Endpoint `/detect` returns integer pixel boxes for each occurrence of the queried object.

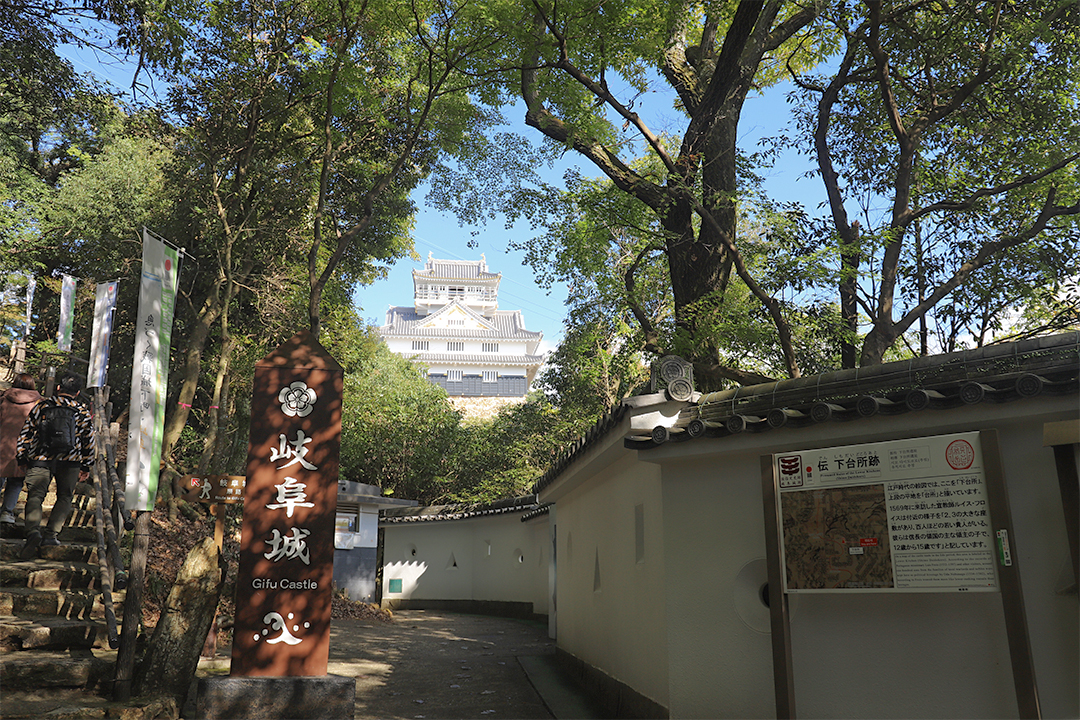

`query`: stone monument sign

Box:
[230,330,343,677]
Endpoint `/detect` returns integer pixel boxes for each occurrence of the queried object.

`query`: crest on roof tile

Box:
[651,355,695,401]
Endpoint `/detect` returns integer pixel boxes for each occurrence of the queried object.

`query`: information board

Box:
[773,431,999,593]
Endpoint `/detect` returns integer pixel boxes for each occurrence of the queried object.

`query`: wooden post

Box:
[981,430,1042,719]
[212,503,224,550]
[761,455,797,719]
[114,510,151,701]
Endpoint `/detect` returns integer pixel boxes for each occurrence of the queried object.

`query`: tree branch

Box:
[623,241,666,356]
[538,7,676,174]
[660,0,704,114]
[520,8,668,210]
[909,152,1080,222]
[691,197,801,379]
[892,188,1080,339]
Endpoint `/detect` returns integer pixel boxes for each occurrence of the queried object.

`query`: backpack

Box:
[40,402,77,455]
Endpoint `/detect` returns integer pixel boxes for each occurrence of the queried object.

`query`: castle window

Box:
[447,341,464,352]
[483,371,497,383]
[482,343,499,353]
[411,340,429,351]
[449,286,465,297]
[448,370,463,381]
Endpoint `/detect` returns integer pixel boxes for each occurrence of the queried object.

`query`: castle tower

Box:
[378,255,544,418]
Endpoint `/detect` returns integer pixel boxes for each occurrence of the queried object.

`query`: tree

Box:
[536,312,649,418]
[0,0,195,88]
[304,0,516,338]
[2,102,176,396]
[339,331,462,504]
[461,0,1077,382]
[794,0,1080,365]
[483,0,826,385]
[518,164,846,389]
[447,397,590,502]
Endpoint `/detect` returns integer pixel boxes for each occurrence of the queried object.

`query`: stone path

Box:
[195,610,602,720]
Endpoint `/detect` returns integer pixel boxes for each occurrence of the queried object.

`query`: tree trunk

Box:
[133,536,224,708]
[161,287,223,464]
[860,325,898,367]
[840,222,861,369]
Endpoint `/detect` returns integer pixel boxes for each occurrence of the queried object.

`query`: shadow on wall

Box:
[384,561,428,599]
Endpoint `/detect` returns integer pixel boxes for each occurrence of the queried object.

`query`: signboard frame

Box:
[761,429,1040,719]
[772,431,998,594]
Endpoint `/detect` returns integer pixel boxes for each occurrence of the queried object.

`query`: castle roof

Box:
[381,303,543,341]
[413,257,500,282]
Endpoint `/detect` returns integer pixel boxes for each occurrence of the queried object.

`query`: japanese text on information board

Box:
[773,432,998,593]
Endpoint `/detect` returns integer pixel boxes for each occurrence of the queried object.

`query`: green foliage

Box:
[442,395,599,503]
[790,0,1080,361]
[339,331,461,503]
[333,318,611,505]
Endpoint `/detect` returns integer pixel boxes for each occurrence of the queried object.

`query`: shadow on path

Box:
[198,609,604,720]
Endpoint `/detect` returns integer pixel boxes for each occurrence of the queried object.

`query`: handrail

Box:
[90,387,125,649]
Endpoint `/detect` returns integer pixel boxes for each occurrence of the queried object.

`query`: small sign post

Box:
[180,475,246,549]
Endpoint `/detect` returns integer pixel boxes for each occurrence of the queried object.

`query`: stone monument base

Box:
[196,675,355,719]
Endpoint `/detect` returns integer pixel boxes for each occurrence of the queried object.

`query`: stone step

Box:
[0,586,125,620]
[0,687,183,720]
[0,614,115,651]
[0,557,102,591]
[0,536,99,562]
[3,519,107,543]
[0,648,117,691]
[7,482,119,527]
[0,688,114,719]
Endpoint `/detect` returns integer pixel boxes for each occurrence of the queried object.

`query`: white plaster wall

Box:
[384,338,413,354]
[553,452,669,711]
[655,397,1078,719]
[423,364,512,376]
[385,338,530,357]
[356,508,378,548]
[381,513,549,614]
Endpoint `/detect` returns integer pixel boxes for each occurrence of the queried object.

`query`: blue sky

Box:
[357,86,822,353]
[60,44,823,354]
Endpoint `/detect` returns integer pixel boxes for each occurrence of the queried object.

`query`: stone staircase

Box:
[0,482,124,718]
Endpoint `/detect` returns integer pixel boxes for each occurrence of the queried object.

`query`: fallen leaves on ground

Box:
[332,591,394,622]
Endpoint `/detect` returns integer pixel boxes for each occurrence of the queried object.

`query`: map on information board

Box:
[782,484,893,589]
[773,432,999,594]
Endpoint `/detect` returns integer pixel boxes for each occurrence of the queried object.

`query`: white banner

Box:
[57,274,76,352]
[87,281,118,388]
[126,229,180,511]
[24,277,35,339]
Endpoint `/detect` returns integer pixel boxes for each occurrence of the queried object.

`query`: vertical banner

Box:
[231,330,342,677]
[57,274,76,352]
[87,281,118,388]
[125,229,180,511]
[24,276,35,339]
